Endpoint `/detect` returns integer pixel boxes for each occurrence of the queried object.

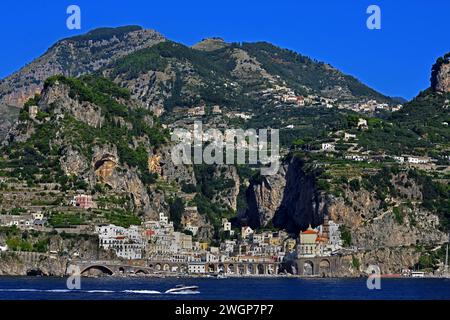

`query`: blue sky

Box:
[0,0,449,100]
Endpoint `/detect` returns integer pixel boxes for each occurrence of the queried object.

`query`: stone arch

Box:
[218,263,225,273]
[155,263,162,271]
[303,260,314,276]
[81,265,114,276]
[27,269,44,276]
[179,264,188,273]
[118,267,125,274]
[247,264,255,274]
[238,264,245,275]
[267,264,275,275]
[257,264,265,275]
[163,264,170,272]
[208,264,215,273]
[319,259,331,276]
[227,264,235,274]
[135,269,148,275]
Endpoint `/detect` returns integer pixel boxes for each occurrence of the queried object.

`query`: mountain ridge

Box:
[0,25,396,138]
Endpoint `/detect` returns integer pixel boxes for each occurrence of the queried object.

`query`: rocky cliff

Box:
[244,156,326,233]
[431,52,450,93]
[244,155,446,252]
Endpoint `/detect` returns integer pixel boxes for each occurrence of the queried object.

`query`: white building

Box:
[188,262,206,274]
[185,223,199,236]
[344,133,357,141]
[357,118,368,128]
[321,143,335,152]
[407,156,430,164]
[222,218,234,236]
[345,154,368,162]
[159,212,169,224]
[328,220,343,250]
[32,212,44,220]
[393,156,405,163]
[241,226,254,239]
[96,224,144,260]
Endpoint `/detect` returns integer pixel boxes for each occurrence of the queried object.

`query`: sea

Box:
[0,277,449,300]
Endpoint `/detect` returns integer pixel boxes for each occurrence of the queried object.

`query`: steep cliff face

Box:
[0,233,109,276]
[0,105,19,141]
[431,53,450,93]
[0,253,68,276]
[327,173,446,249]
[335,246,422,276]
[244,155,446,252]
[244,157,326,232]
[40,82,104,128]
[212,165,240,212]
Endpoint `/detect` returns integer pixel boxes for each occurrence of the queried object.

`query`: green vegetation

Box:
[168,197,185,231]
[105,209,140,228]
[3,75,169,189]
[416,244,449,270]
[3,227,49,253]
[351,256,360,269]
[65,25,142,42]
[361,166,399,203]
[359,90,450,155]
[241,42,393,102]
[408,169,450,230]
[392,206,405,225]
[340,226,352,247]
[48,212,85,228]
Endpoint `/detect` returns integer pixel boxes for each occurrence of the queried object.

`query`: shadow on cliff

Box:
[244,156,326,234]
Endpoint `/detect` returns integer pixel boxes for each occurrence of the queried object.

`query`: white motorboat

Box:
[165,284,199,294]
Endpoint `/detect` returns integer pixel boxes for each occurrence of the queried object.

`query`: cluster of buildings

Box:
[297,218,343,257]
[95,211,344,268]
[393,156,432,165]
[337,99,403,113]
[315,125,441,169]
[0,211,47,230]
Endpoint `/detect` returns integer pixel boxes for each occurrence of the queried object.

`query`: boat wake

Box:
[166,290,200,295]
[0,288,198,295]
[122,290,161,294]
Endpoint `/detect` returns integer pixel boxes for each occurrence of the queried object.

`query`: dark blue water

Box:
[0,277,449,300]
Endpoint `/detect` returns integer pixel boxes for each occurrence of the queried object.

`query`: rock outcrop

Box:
[334,246,422,277]
[40,82,104,128]
[192,37,229,51]
[431,53,450,93]
[244,157,326,232]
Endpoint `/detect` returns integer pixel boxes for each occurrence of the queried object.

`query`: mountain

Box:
[0,26,165,138]
[0,26,395,138]
[98,38,396,116]
[0,26,164,108]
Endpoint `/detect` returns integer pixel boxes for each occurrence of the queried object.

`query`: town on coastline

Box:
[0,198,345,277]
[2,196,447,278]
